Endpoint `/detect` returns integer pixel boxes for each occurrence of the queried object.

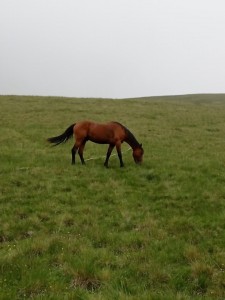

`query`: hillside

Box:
[1,94,225,299]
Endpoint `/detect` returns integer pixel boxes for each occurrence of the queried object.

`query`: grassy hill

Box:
[1,94,225,299]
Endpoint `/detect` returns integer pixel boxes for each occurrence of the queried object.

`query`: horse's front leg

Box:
[116,143,124,167]
[104,144,115,168]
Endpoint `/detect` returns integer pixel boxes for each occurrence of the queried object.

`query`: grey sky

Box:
[1,0,225,98]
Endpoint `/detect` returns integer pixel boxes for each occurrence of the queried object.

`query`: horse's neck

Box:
[124,128,140,149]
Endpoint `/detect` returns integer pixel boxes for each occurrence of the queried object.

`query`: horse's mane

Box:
[112,122,140,148]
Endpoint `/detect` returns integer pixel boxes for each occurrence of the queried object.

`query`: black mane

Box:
[113,122,140,148]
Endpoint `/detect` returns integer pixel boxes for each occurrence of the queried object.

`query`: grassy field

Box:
[1,94,225,299]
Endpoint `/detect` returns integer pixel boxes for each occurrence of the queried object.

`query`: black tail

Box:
[47,123,75,146]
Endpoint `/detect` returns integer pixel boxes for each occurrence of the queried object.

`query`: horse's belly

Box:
[88,136,112,144]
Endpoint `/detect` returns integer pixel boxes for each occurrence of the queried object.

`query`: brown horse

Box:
[47,121,144,167]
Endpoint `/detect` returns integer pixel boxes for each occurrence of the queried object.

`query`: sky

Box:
[1,0,225,98]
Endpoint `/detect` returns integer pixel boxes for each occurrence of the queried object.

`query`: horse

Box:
[47,121,144,167]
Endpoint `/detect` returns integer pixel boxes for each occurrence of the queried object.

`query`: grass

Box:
[1,94,225,299]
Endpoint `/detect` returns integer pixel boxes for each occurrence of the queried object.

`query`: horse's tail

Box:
[47,123,75,146]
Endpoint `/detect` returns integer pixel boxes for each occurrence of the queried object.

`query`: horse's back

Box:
[74,121,125,144]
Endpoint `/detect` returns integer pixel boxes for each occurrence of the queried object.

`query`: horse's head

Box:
[133,144,144,164]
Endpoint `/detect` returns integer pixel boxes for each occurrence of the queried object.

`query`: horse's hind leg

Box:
[71,145,77,165]
[78,141,86,165]
[104,144,115,168]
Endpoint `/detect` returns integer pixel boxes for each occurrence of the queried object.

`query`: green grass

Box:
[1,94,225,299]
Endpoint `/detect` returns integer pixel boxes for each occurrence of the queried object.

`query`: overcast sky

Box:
[1,0,225,98]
